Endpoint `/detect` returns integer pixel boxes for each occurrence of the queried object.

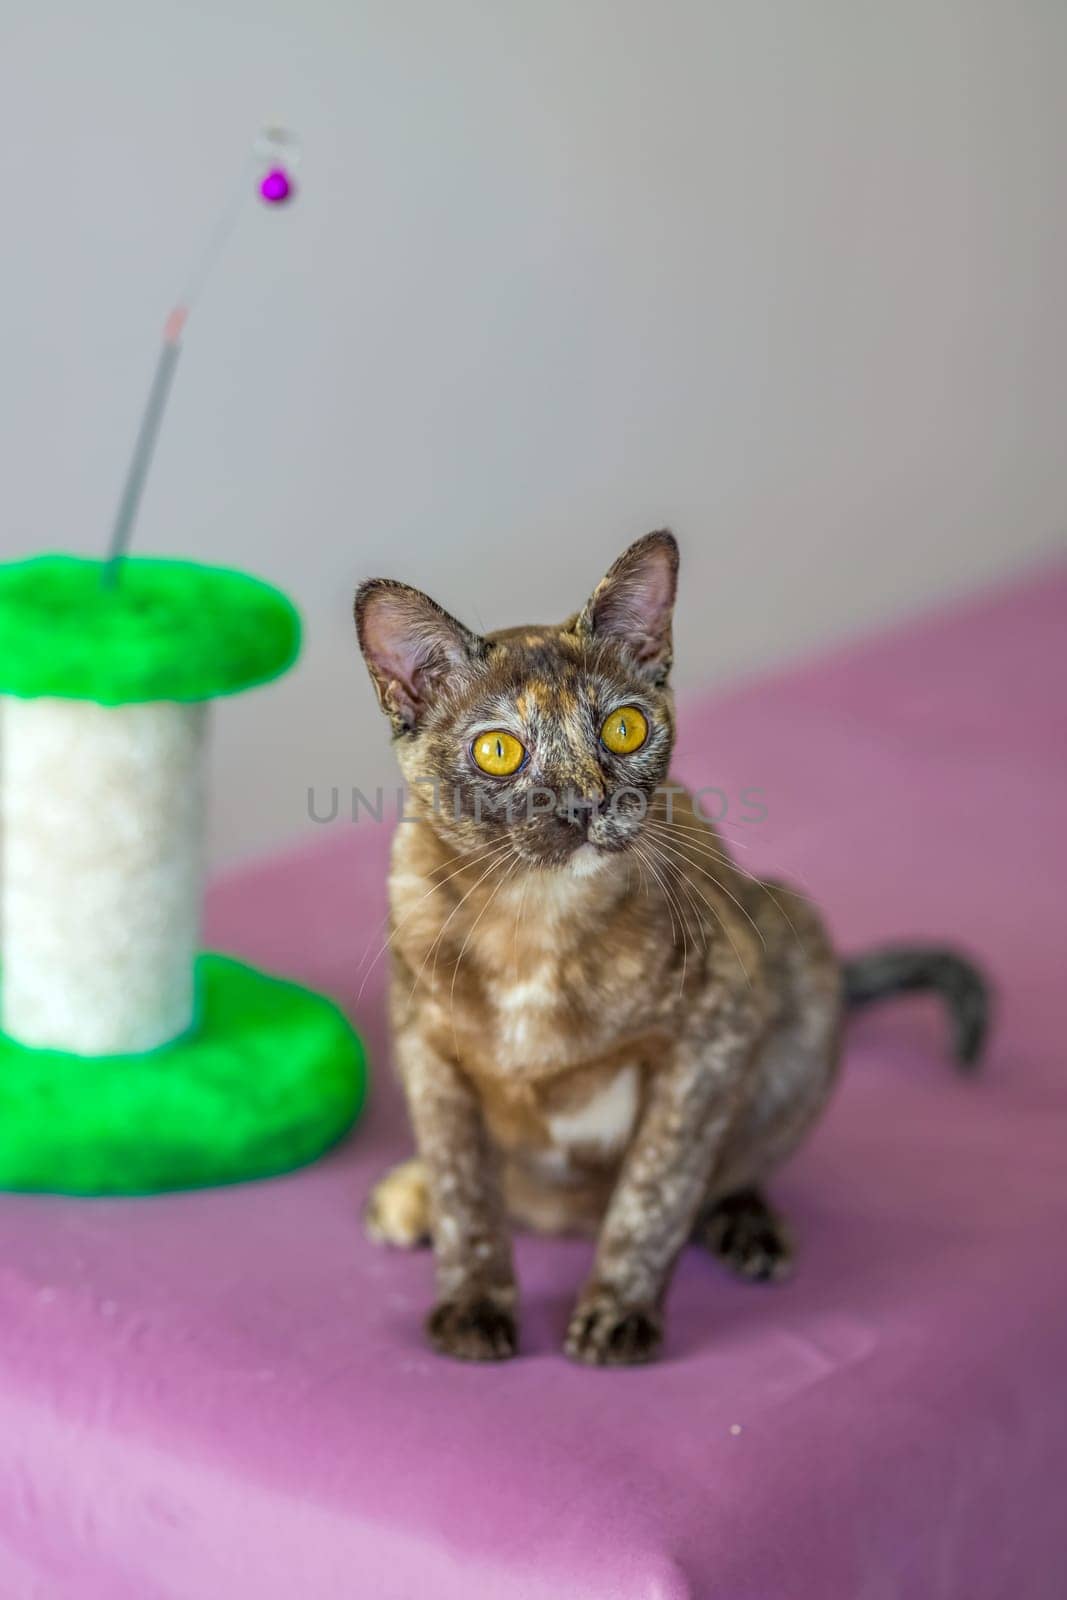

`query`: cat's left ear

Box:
[577,530,679,684]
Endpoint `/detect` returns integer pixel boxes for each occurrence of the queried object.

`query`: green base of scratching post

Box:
[0,955,366,1195]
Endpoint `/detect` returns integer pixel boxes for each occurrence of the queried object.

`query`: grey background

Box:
[2,0,1064,864]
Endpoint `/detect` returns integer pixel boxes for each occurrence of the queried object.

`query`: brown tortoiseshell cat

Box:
[355,532,988,1365]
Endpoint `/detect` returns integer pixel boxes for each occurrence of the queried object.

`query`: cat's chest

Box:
[477,934,647,1075]
[413,868,669,1164]
[472,1034,658,1168]
[399,848,663,1075]
[488,956,580,1067]
[466,942,668,1135]
[445,876,614,1068]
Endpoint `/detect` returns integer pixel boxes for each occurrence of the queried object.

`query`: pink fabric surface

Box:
[2,564,1065,1599]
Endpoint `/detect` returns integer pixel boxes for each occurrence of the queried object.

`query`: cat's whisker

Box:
[645,814,750,860]
[356,833,506,977]
[644,817,800,911]
[650,808,757,849]
[657,854,711,984]
[511,863,531,987]
[636,851,650,898]
[449,851,522,1058]
[682,813,757,847]
[644,819,811,948]
[643,820,742,875]
[631,839,690,998]
[630,841,677,946]
[710,825,756,848]
[639,834,754,989]
[425,849,514,996]
[628,849,649,901]
[649,815,819,905]
[657,850,706,1000]
[641,826,768,954]
[639,834,710,969]
[410,848,516,1000]
[357,840,513,1003]
[358,835,511,969]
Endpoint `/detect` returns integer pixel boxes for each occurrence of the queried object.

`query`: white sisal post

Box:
[1,697,207,1055]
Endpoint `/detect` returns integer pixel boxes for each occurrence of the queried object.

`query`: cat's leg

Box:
[693,1186,794,1281]
[398,1024,518,1362]
[564,991,765,1367]
[364,1158,432,1249]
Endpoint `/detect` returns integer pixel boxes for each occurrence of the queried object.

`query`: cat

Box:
[354,531,988,1365]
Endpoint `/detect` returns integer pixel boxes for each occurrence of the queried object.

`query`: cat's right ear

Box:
[354,580,485,734]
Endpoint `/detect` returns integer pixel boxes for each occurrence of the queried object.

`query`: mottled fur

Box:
[355,531,981,1365]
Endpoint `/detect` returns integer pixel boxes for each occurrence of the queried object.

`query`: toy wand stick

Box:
[101,128,299,587]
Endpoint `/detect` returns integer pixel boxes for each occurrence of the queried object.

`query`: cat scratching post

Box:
[3,695,206,1055]
[0,554,366,1194]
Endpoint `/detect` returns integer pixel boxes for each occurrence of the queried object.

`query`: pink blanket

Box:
[1,565,1064,1598]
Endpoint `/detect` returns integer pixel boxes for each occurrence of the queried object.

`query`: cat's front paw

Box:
[565,1285,663,1367]
[426,1291,519,1362]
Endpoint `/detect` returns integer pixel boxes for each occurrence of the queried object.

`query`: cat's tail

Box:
[841,945,990,1072]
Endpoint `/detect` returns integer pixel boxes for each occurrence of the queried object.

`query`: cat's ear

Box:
[355,580,485,733]
[577,530,679,684]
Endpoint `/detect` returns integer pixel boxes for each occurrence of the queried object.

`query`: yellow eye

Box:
[600,705,649,755]
[471,730,526,776]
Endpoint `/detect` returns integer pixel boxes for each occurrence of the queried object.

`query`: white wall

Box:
[2,0,1065,864]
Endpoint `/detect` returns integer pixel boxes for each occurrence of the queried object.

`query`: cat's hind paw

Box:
[695,1187,794,1282]
[364,1159,432,1249]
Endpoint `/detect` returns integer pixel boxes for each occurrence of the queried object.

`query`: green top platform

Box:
[0,555,300,704]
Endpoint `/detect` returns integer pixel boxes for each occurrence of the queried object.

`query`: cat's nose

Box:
[557,789,604,829]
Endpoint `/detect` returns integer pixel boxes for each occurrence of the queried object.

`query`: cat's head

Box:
[355,531,678,870]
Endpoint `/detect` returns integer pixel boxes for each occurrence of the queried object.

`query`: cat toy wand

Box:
[0,122,366,1196]
[101,127,300,586]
